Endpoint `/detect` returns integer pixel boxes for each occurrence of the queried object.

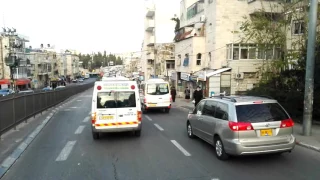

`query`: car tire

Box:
[134,129,141,137]
[214,136,229,160]
[92,131,100,140]
[187,122,195,138]
[165,108,170,113]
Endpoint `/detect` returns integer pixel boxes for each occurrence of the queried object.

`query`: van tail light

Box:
[137,111,142,121]
[280,118,294,128]
[144,97,146,103]
[91,112,96,125]
[229,121,254,131]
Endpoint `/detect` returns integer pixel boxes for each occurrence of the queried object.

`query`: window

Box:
[183,54,189,66]
[233,44,239,60]
[215,103,229,120]
[147,83,169,95]
[293,21,305,35]
[228,43,282,60]
[187,4,197,20]
[193,100,205,114]
[236,103,289,123]
[240,46,248,59]
[202,100,217,117]
[196,53,202,65]
[97,92,116,108]
[248,45,256,59]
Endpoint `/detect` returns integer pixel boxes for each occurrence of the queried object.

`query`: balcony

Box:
[248,0,283,15]
[145,20,155,32]
[146,7,155,17]
[146,52,155,60]
[147,36,155,46]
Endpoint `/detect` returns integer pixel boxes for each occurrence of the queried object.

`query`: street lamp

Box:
[1,27,19,90]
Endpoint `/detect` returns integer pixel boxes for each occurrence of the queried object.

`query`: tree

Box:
[240,1,307,81]
[116,56,123,65]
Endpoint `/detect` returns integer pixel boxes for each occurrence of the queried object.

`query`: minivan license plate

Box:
[100,115,114,120]
[260,129,273,136]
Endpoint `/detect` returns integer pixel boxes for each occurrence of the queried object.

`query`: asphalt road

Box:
[2,88,320,180]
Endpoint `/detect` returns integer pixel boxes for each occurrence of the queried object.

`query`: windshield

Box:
[147,83,169,95]
[236,103,289,123]
[97,91,136,108]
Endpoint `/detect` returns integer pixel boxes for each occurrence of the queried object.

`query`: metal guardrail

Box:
[0,82,94,136]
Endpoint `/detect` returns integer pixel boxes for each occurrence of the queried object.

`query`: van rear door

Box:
[145,83,170,107]
[95,90,117,127]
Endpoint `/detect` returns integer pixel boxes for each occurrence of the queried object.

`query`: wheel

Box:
[187,122,195,138]
[134,129,141,137]
[92,131,100,140]
[214,137,229,160]
[164,108,170,113]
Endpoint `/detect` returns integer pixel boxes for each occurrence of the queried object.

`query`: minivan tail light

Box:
[91,112,96,124]
[229,121,254,131]
[137,111,142,121]
[280,118,294,128]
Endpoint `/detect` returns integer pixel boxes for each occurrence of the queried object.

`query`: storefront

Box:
[0,79,11,89]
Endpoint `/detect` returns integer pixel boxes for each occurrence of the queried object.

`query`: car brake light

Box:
[253,101,263,104]
[131,85,135,90]
[144,97,146,103]
[137,111,142,121]
[97,86,102,90]
[229,121,254,131]
[91,112,96,124]
[280,118,294,128]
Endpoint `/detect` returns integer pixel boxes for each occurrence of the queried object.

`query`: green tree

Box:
[116,56,123,65]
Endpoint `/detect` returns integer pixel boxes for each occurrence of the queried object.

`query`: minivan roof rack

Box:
[210,95,237,102]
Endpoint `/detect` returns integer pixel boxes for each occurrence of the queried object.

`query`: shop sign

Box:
[181,72,190,81]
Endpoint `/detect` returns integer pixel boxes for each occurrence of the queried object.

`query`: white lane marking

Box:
[83,117,90,122]
[211,178,220,180]
[145,115,152,121]
[74,126,85,134]
[56,141,77,161]
[170,140,191,156]
[70,107,78,109]
[77,100,82,102]
[154,124,164,131]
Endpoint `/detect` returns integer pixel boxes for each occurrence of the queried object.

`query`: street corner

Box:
[296,141,320,153]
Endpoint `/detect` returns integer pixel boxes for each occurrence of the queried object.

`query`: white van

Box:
[91,77,142,139]
[140,79,171,113]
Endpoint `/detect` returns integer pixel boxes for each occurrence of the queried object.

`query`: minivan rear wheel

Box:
[214,137,229,160]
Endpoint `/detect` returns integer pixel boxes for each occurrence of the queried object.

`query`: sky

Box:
[0,0,180,55]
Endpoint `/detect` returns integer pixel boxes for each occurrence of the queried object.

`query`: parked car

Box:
[78,78,84,82]
[42,87,53,91]
[18,89,34,94]
[186,95,295,160]
[0,89,15,97]
[72,79,78,83]
[55,86,66,90]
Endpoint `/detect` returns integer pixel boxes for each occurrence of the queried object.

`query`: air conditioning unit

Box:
[200,15,206,22]
[235,73,244,80]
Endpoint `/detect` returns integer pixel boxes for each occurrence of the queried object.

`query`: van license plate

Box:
[148,103,156,107]
[100,115,114,120]
[260,129,273,136]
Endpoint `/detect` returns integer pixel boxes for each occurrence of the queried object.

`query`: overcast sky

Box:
[0,0,179,54]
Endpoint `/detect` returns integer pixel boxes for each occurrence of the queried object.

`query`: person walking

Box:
[171,86,177,102]
[184,87,190,99]
[193,86,203,107]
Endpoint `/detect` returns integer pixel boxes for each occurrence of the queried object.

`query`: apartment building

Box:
[173,0,300,96]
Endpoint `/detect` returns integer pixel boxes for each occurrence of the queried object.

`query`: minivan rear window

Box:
[147,83,169,95]
[236,103,289,123]
[97,91,136,108]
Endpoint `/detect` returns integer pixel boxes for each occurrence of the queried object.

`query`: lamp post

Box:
[1,27,19,91]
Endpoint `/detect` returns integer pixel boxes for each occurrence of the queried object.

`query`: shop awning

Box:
[206,68,231,77]
[15,78,31,85]
[0,79,10,85]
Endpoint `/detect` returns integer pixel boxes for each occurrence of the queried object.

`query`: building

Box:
[154,43,175,82]
[173,0,294,97]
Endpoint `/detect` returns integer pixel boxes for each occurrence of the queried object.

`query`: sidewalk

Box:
[173,98,320,153]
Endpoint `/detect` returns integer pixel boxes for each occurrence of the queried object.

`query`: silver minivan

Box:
[186,96,295,160]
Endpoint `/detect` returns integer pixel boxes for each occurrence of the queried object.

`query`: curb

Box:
[0,109,57,179]
[296,141,320,153]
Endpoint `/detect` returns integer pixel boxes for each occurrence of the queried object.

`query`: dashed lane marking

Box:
[154,124,164,131]
[170,140,191,156]
[74,126,85,134]
[55,141,77,161]
[83,117,90,122]
[145,115,152,121]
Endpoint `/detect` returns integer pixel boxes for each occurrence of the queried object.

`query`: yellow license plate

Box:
[260,129,273,136]
[100,115,114,120]
[148,104,157,107]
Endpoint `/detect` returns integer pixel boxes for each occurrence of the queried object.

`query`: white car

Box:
[91,77,142,139]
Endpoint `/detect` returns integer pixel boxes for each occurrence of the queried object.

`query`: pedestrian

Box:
[184,87,190,99]
[171,86,177,102]
[193,86,203,107]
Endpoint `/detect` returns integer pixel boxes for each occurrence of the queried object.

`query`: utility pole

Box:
[303,0,318,136]
[153,4,157,78]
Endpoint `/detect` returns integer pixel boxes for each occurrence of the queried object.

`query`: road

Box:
[1,88,320,180]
